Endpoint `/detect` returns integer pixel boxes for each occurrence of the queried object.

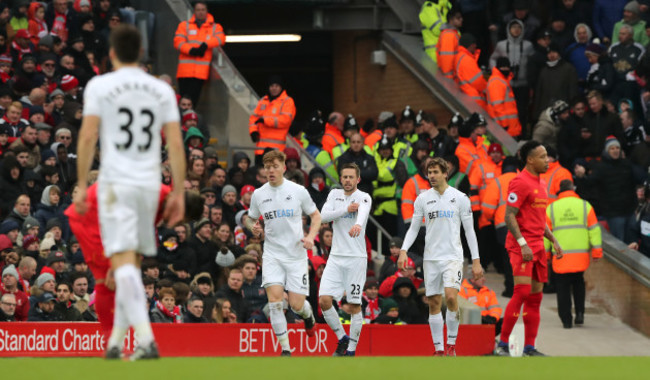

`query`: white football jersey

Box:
[407,186,478,261]
[321,188,371,258]
[83,67,179,187]
[248,179,318,261]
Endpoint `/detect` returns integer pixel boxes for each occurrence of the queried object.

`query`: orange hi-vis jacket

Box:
[540,161,573,203]
[545,191,603,273]
[469,158,502,223]
[248,90,296,155]
[174,14,225,80]
[322,123,345,159]
[459,279,502,321]
[436,26,460,79]
[455,136,488,175]
[481,171,517,229]
[455,46,487,109]
[486,67,521,138]
[401,173,430,224]
[365,129,383,151]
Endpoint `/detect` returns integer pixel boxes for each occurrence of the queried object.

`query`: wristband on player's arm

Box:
[517,237,527,247]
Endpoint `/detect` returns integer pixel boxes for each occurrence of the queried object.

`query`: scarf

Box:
[52,11,67,41]
[546,59,560,67]
[363,294,380,322]
[11,41,31,62]
[155,300,182,323]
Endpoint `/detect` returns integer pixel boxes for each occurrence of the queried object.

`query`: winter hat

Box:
[496,57,511,69]
[38,35,54,49]
[585,43,604,56]
[40,235,56,252]
[30,105,44,116]
[0,220,20,235]
[49,88,65,101]
[547,42,561,54]
[194,218,210,231]
[389,236,403,248]
[204,146,219,160]
[488,143,503,155]
[35,272,55,288]
[0,235,12,252]
[2,264,19,280]
[625,1,641,15]
[182,110,198,124]
[604,136,621,151]
[21,54,36,65]
[45,218,62,232]
[267,75,283,88]
[70,251,85,265]
[459,33,477,48]
[240,184,255,197]
[215,248,235,268]
[60,75,79,92]
[14,29,30,40]
[22,217,40,235]
[0,54,12,65]
[196,276,212,285]
[381,297,399,312]
[221,184,236,199]
[22,234,39,249]
[46,250,65,266]
[235,210,247,228]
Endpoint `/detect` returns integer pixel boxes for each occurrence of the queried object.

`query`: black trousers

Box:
[479,224,501,272]
[555,271,586,326]
[495,226,513,292]
[178,77,206,106]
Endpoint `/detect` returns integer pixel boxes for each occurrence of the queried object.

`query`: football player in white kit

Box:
[246,150,321,356]
[319,163,371,357]
[74,25,186,360]
[399,157,483,357]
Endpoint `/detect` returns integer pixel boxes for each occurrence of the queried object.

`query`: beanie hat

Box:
[30,105,45,116]
[49,88,65,101]
[15,29,29,40]
[0,234,12,252]
[0,220,20,235]
[221,184,236,199]
[502,156,520,173]
[488,143,503,155]
[70,251,85,265]
[585,43,604,56]
[459,33,477,48]
[194,218,210,231]
[38,35,54,48]
[40,266,55,276]
[35,272,55,288]
[182,111,198,124]
[240,184,255,197]
[496,57,511,69]
[40,235,56,252]
[267,75,283,88]
[0,55,11,65]
[2,264,19,280]
[46,250,65,266]
[60,75,79,92]
[22,234,39,249]
[46,218,62,232]
[21,54,36,65]
[604,136,621,151]
[547,42,561,54]
[216,248,236,268]
[625,1,641,15]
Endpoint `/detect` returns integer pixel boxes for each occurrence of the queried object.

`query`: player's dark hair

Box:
[427,157,448,174]
[519,140,543,163]
[109,24,141,64]
[340,162,360,178]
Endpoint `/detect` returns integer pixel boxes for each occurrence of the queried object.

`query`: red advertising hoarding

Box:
[0,323,494,357]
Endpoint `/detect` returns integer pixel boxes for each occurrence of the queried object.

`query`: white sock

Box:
[107,301,128,349]
[114,264,154,346]
[322,306,346,340]
[348,312,363,352]
[269,302,291,351]
[429,313,444,352]
[446,309,460,345]
[292,301,314,320]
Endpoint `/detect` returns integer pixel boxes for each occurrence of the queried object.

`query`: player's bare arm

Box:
[398,214,423,270]
[245,217,263,239]
[506,205,533,261]
[74,115,100,215]
[302,210,321,249]
[162,120,186,227]
[544,224,564,259]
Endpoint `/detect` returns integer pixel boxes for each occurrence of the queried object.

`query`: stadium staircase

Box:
[134,0,650,335]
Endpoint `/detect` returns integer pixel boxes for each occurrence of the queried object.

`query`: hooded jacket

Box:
[533,59,578,120]
[532,106,562,150]
[0,156,24,216]
[34,185,67,236]
[565,24,593,81]
[489,19,534,88]
[391,277,425,324]
[306,167,330,210]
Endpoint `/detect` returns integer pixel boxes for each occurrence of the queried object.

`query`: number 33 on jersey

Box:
[83,67,180,187]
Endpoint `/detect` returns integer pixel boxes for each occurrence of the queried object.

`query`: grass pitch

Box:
[2,357,649,379]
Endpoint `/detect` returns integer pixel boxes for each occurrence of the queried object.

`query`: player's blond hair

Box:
[262,150,286,165]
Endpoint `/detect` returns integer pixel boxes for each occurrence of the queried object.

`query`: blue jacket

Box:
[592,0,626,40]
[565,42,590,81]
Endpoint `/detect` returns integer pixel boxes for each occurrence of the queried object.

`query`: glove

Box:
[481,315,497,324]
[198,42,208,55]
[188,47,202,56]
[250,131,260,143]
[256,117,264,124]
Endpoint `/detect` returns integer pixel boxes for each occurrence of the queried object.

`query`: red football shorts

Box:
[507,244,548,283]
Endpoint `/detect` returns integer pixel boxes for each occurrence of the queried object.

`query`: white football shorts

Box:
[262,255,309,296]
[423,260,464,296]
[318,255,367,304]
[97,181,160,257]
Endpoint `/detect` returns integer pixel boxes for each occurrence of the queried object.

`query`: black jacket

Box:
[186,235,217,276]
[183,311,208,323]
[583,109,625,158]
[27,305,63,321]
[391,277,425,324]
[306,167,330,210]
[586,55,616,98]
[215,285,249,323]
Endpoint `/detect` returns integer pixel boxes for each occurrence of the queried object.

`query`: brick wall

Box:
[585,259,650,337]
[332,31,452,128]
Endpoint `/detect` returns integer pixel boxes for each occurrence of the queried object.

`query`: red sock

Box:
[523,292,543,347]
[499,283,531,344]
[94,283,116,339]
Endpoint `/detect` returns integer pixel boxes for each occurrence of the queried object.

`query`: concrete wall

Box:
[332,31,452,127]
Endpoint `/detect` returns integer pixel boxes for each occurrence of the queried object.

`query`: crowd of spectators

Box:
[4,0,650,330]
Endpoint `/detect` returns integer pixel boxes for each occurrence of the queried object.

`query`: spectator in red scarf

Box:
[378,257,423,298]
[10,29,34,68]
[0,264,29,321]
[46,0,80,43]
[362,279,381,323]
[150,287,182,323]
[1,101,29,139]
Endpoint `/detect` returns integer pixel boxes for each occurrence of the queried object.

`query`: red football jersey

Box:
[505,168,548,251]
[64,184,171,280]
